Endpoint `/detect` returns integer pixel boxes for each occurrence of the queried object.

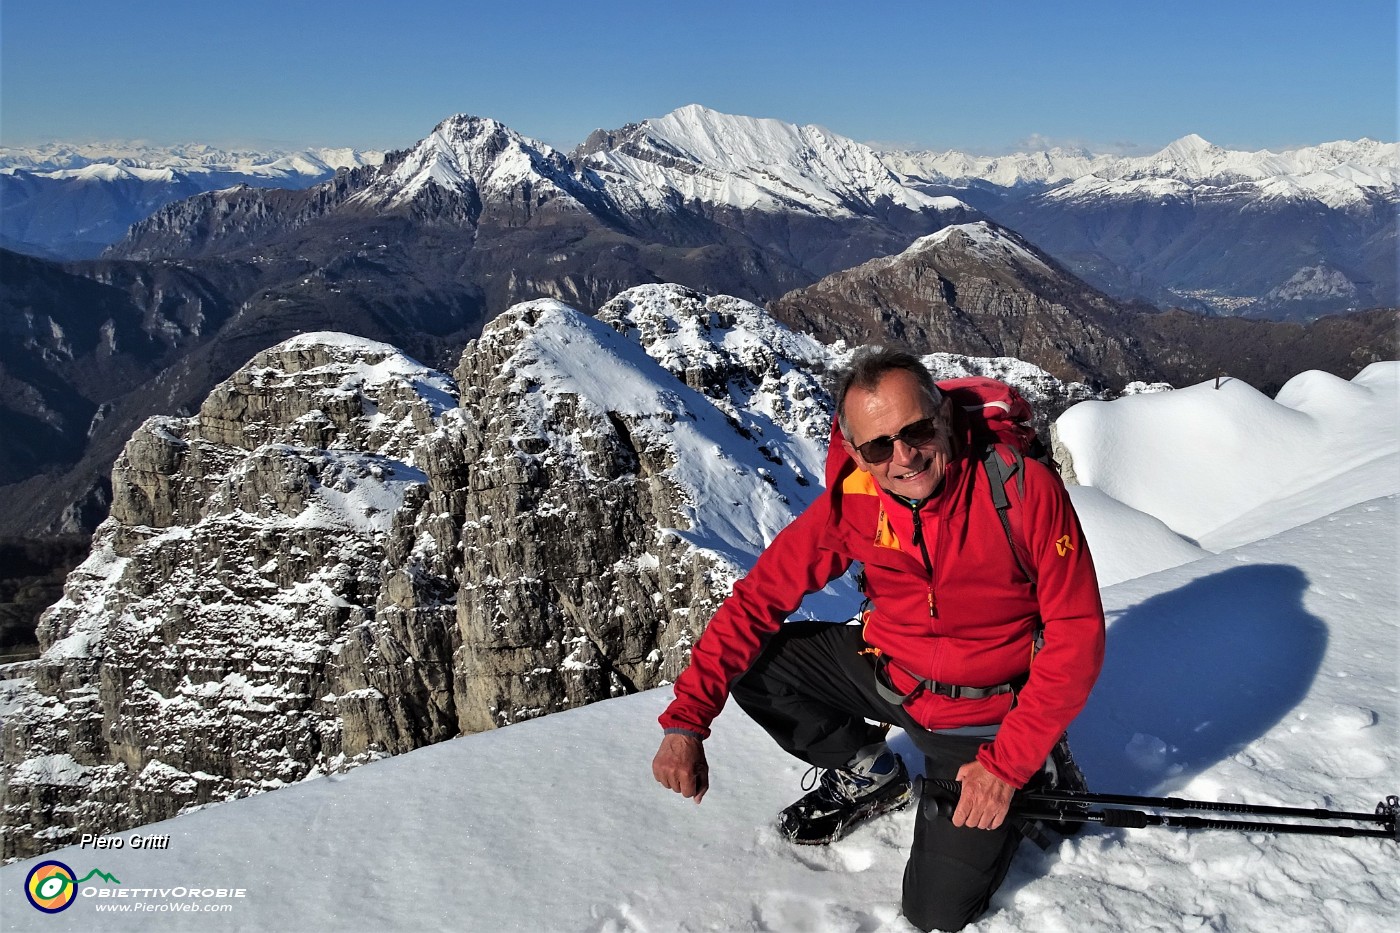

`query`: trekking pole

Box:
[925,779,1400,841]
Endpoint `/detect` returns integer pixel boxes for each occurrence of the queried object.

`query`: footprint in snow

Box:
[753,895,890,933]
[1325,703,1377,731]
[788,841,876,873]
[587,903,646,933]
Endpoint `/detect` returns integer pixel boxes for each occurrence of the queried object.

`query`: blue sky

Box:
[2,0,1394,154]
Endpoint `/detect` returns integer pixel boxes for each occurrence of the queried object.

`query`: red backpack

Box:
[939,377,1059,584]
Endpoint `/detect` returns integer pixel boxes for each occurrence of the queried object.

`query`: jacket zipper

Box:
[907,500,935,616]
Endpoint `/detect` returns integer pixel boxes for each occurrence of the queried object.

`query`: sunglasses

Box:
[852,417,943,464]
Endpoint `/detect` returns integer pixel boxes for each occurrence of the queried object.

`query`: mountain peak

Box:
[430,113,521,145]
[582,105,965,217]
[1162,133,1216,152]
[352,113,578,211]
[904,221,1057,277]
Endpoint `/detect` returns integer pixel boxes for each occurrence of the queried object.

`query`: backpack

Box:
[936,376,1061,585]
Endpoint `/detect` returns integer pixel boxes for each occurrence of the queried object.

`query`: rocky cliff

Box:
[2,333,458,859]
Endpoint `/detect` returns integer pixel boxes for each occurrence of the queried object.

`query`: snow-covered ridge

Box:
[0,141,384,178]
[884,134,1398,209]
[882,134,1397,188]
[344,104,972,226]
[881,144,1110,188]
[583,104,967,215]
[469,290,837,567]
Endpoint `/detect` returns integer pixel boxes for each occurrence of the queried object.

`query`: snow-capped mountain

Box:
[882,134,1398,197]
[883,135,1398,318]
[0,143,384,258]
[5,109,1393,317]
[0,141,382,176]
[881,144,1112,190]
[347,115,592,216]
[1035,134,1397,211]
[112,107,973,265]
[769,220,1155,388]
[579,104,963,217]
[3,107,1393,540]
[767,219,1396,395]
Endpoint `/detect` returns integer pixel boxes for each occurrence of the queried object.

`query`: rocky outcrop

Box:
[2,334,458,859]
[434,287,837,730]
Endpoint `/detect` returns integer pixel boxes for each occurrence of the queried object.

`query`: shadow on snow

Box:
[1072,563,1327,796]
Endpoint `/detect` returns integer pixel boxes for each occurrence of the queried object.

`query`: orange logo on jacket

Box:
[1055,535,1074,557]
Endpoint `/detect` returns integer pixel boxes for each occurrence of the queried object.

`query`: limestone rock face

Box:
[1,284,1100,861]
[437,286,837,731]
[3,334,458,859]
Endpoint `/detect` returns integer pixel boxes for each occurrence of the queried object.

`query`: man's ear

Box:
[841,438,869,472]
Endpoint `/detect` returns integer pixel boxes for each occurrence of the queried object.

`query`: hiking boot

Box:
[777,746,913,845]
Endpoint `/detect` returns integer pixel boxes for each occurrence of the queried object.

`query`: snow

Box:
[0,141,384,179]
[42,164,179,184]
[3,357,1397,931]
[1056,363,1399,551]
[1063,486,1209,587]
[908,222,1057,277]
[584,105,966,217]
[9,754,93,788]
[887,134,1398,211]
[489,299,837,581]
[352,115,582,211]
[881,145,1109,189]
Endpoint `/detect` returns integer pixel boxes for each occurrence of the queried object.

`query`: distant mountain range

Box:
[0,143,384,259]
[0,107,1394,538]
[4,109,1394,318]
[885,134,1398,319]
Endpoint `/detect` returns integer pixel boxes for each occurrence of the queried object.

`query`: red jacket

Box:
[659,420,1106,787]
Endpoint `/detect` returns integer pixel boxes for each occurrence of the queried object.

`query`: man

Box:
[651,346,1105,931]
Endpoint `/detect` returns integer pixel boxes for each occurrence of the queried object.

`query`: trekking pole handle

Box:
[1380,796,1399,842]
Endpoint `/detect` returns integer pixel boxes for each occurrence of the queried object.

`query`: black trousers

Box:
[731,622,1024,933]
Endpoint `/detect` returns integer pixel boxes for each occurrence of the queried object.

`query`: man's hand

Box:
[952,760,1015,830]
[652,732,710,804]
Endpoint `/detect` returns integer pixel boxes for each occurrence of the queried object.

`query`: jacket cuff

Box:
[662,727,707,741]
[976,743,1029,789]
[658,703,714,740]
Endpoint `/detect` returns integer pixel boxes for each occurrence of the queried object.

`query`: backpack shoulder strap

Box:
[982,445,1034,585]
[982,444,1050,659]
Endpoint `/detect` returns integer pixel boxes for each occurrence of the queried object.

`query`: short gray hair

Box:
[833,345,943,437]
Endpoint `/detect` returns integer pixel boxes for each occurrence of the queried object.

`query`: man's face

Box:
[841,369,953,501]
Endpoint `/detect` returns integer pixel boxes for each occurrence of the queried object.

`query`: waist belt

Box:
[872,653,1024,706]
